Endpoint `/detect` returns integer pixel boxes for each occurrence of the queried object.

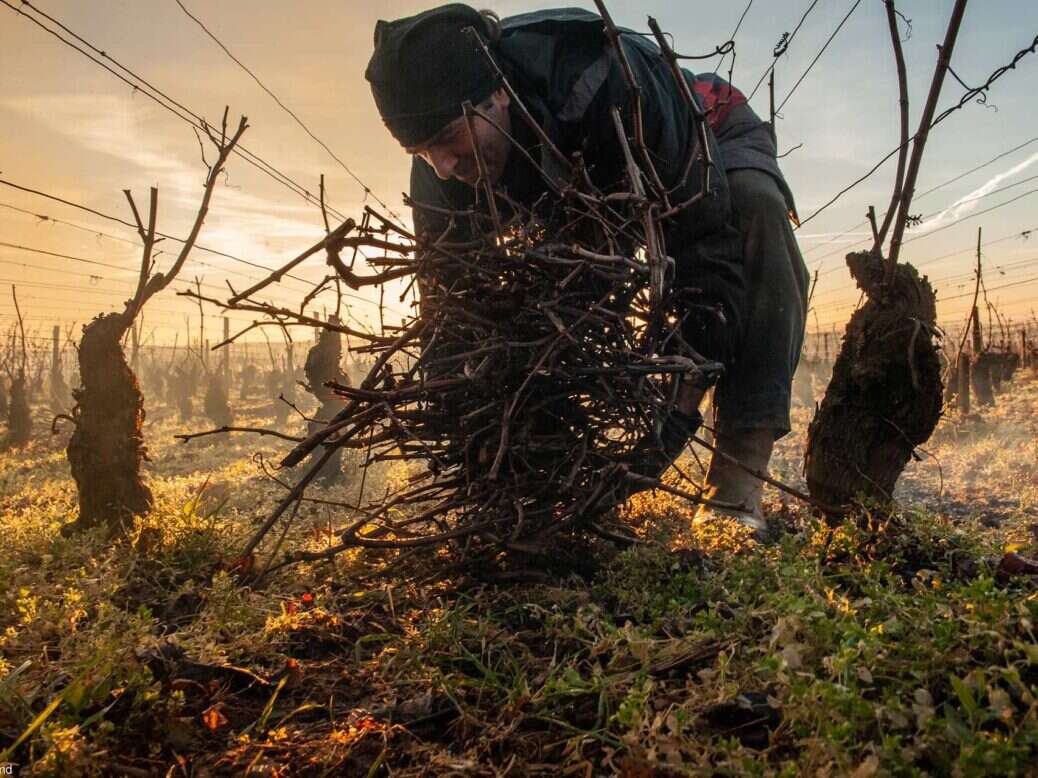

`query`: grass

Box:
[0,373,1037,776]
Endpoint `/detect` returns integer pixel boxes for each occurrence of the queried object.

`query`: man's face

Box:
[405,88,512,186]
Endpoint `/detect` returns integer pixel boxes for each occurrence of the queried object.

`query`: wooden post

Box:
[51,325,60,372]
[971,305,983,355]
[957,352,970,415]
[943,350,957,403]
[823,332,830,365]
[222,316,230,386]
[1021,328,1029,369]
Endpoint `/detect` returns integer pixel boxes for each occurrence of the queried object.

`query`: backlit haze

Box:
[2,0,1037,351]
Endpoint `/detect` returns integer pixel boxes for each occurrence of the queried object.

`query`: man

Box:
[364,4,809,538]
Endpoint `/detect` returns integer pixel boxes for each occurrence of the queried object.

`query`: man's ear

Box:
[492,87,510,110]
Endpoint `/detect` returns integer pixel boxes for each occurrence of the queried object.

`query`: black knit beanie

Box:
[365,4,500,147]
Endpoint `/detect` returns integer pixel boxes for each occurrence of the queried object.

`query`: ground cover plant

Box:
[0,365,1036,776]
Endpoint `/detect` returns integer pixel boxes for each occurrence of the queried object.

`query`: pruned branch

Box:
[874,0,911,254]
[594,0,668,204]
[227,217,355,304]
[122,111,249,323]
[462,100,504,240]
[175,425,304,444]
[191,10,762,578]
[884,0,968,275]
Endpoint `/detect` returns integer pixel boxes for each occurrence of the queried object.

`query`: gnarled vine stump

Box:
[805,251,942,513]
[204,373,234,428]
[267,367,295,427]
[5,373,31,449]
[239,362,258,400]
[971,351,997,406]
[65,313,152,532]
[303,326,346,484]
[169,363,198,422]
[59,108,246,537]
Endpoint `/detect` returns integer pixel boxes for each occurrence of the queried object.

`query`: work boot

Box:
[692,428,777,542]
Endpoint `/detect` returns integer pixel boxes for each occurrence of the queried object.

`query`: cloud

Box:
[3,94,177,171]
[2,92,341,269]
[797,230,870,242]
[917,150,1038,232]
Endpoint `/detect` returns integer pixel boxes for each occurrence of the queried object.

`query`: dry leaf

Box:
[201,703,229,731]
[225,553,256,576]
[851,754,879,778]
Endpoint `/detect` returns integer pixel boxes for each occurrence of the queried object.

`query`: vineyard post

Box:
[971,306,983,355]
[957,352,971,414]
[51,325,60,372]
[4,285,31,449]
[970,307,995,407]
[223,316,230,386]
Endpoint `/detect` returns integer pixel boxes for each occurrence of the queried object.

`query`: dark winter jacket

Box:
[687,70,797,219]
[408,7,790,362]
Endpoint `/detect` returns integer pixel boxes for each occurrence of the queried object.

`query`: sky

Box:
[1,0,1037,353]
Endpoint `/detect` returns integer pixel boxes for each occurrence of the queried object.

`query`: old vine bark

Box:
[65,313,152,530]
